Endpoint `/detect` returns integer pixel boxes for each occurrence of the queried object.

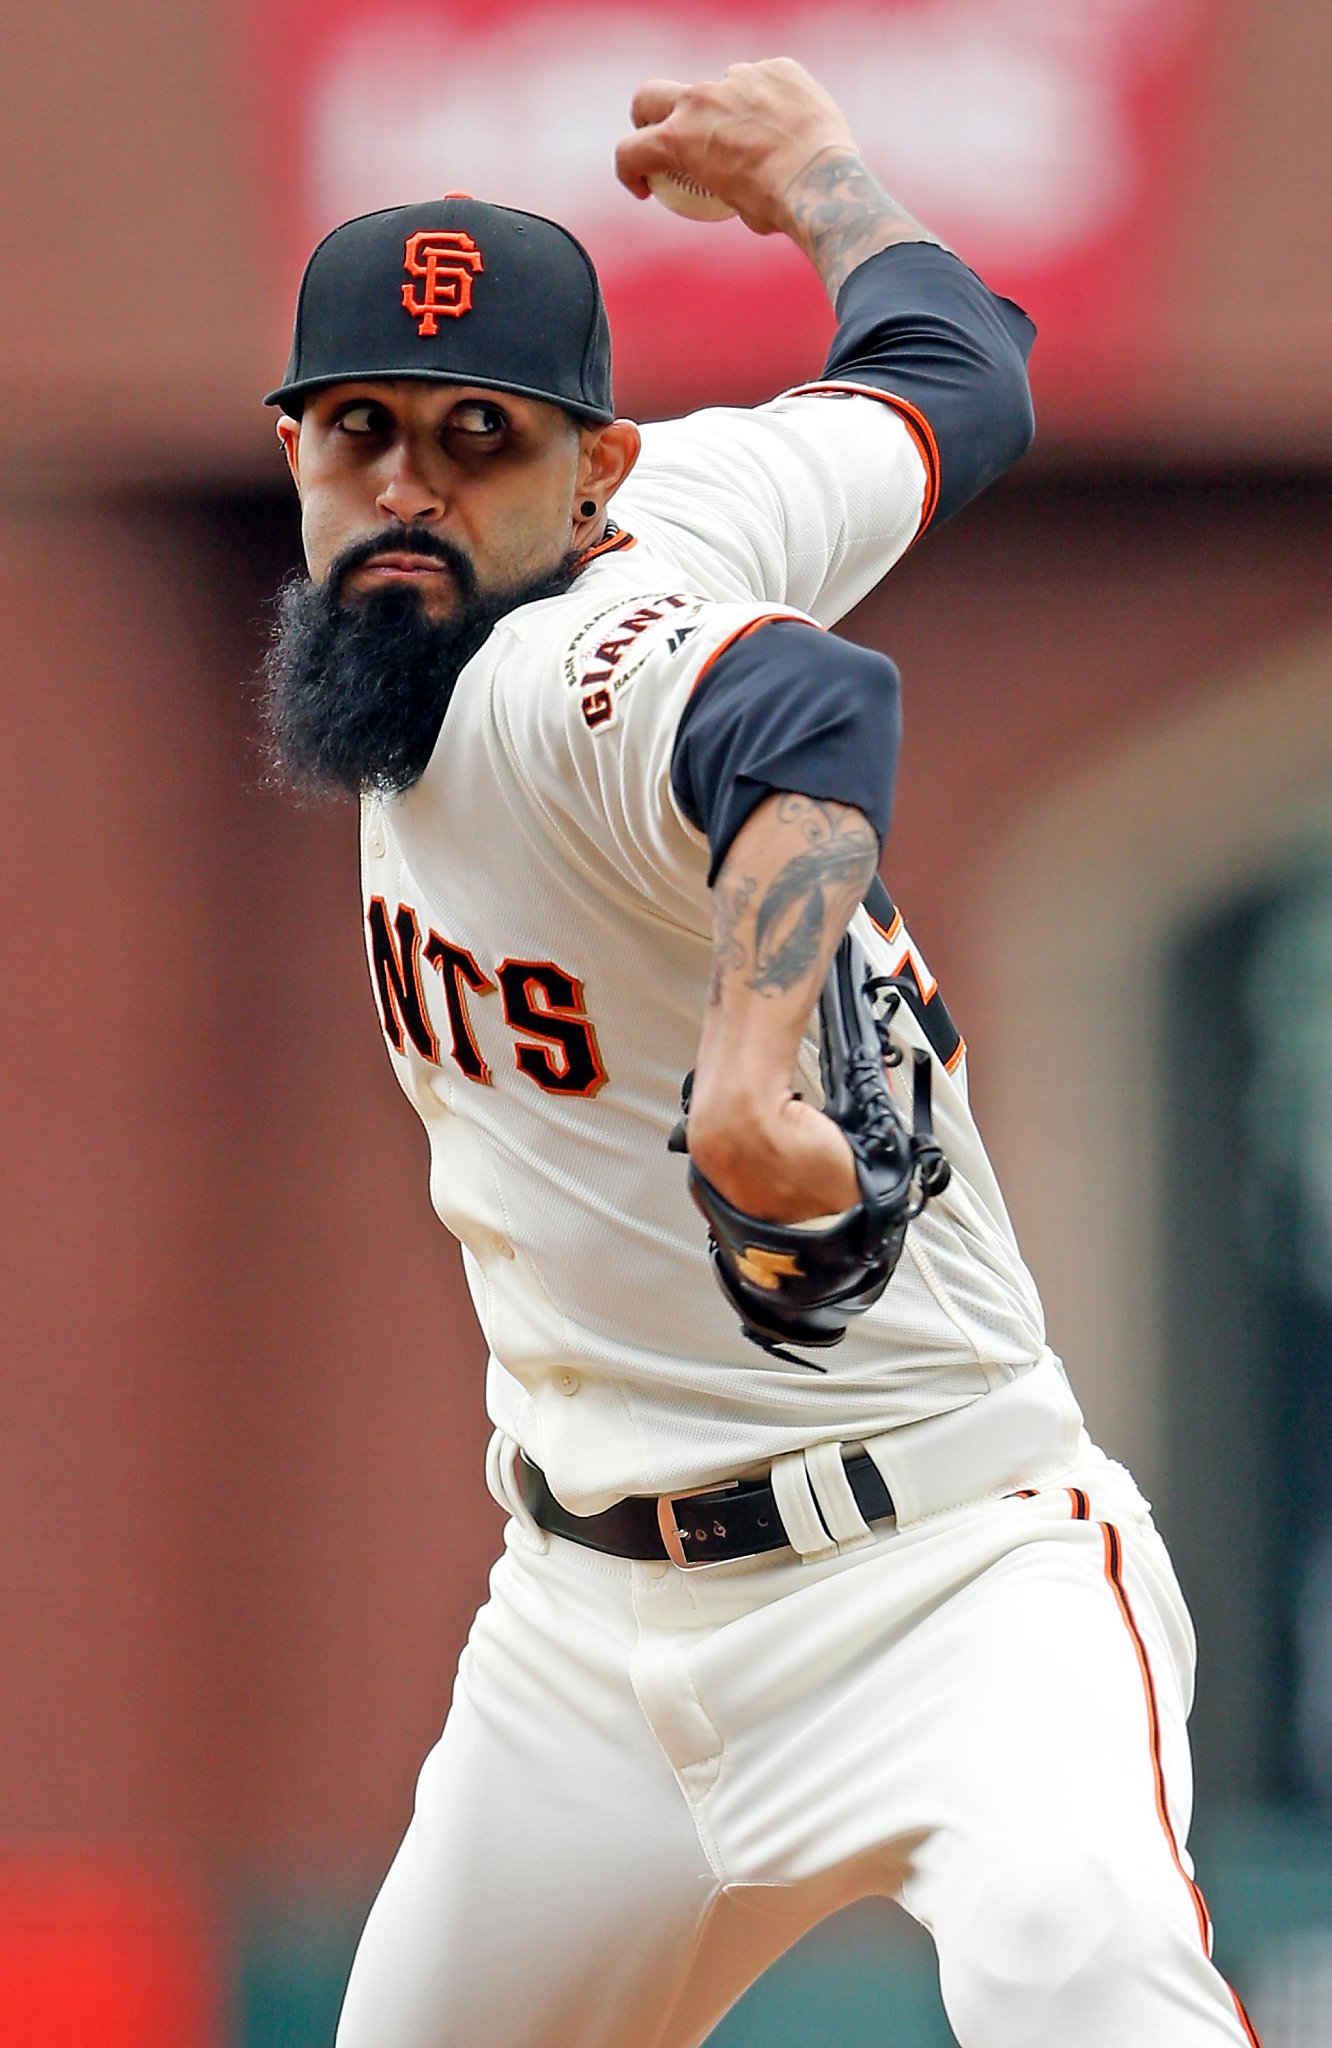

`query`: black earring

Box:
[581,500,598,518]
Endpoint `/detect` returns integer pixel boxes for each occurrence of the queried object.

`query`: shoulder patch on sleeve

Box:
[562,592,707,735]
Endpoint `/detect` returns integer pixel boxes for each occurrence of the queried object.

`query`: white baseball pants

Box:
[336,1439,1260,2048]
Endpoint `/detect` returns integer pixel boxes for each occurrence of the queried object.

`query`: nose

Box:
[374,438,446,524]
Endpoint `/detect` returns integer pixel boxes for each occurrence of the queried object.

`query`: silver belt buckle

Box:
[656,1479,740,1569]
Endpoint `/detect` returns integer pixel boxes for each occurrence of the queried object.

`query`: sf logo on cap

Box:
[401,231,484,335]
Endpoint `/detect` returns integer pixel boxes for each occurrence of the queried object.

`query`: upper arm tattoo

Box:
[709,796,878,1006]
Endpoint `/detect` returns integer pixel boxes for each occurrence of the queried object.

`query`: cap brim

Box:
[263,368,614,424]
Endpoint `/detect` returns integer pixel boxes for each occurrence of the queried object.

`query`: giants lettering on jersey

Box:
[562,592,705,734]
[367,898,607,1098]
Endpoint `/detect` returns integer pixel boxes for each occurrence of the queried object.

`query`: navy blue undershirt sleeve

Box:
[820,241,1036,526]
[671,621,901,883]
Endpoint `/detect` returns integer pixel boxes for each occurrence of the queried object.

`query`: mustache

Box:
[329,523,480,606]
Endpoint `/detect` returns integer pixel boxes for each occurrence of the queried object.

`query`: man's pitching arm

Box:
[617,58,1036,530]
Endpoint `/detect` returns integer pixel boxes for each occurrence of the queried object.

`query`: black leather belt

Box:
[516,1450,894,1569]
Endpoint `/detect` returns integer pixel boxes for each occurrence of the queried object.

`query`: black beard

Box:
[260,525,579,800]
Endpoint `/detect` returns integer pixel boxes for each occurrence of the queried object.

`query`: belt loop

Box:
[805,1441,874,1550]
[770,1451,837,1562]
[486,1432,549,1553]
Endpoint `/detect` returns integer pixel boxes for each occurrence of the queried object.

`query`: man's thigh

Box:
[335,1534,807,2048]
[893,1477,1255,2046]
[678,1454,1254,2045]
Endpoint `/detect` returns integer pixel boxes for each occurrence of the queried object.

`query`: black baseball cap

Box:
[265,196,614,423]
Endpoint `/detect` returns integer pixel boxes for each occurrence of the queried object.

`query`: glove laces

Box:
[862,973,952,1208]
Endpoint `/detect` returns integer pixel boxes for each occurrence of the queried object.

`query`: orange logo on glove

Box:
[401,231,484,335]
[735,1247,803,1291]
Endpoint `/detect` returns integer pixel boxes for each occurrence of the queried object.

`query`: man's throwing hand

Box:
[614,58,857,237]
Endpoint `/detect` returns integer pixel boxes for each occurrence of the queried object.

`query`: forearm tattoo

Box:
[784,148,942,301]
[708,870,758,1005]
[709,797,878,1005]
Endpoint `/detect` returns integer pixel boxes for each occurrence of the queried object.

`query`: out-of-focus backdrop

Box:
[2,1,1330,2041]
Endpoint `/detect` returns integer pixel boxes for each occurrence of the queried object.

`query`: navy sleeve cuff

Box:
[816,241,1036,527]
[671,621,902,883]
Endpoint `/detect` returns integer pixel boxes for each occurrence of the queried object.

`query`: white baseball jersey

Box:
[359,384,1057,1514]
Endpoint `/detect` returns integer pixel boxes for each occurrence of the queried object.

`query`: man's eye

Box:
[337,402,388,435]
[449,402,506,438]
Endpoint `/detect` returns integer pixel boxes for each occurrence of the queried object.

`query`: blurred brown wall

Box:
[0,1,271,488]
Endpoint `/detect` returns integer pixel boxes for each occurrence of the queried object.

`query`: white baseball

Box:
[645,171,736,223]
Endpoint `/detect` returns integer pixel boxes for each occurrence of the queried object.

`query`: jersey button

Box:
[496,1237,516,1260]
[557,1370,580,1397]
[367,822,386,858]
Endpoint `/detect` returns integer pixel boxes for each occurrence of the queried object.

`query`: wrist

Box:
[780,148,943,300]
[686,1078,789,1178]
[688,1122,806,1223]
[685,1093,860,1224]
[772,141,860,252]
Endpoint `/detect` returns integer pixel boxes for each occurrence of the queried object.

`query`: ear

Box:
[276,414,302,494]
[574,419,641,524]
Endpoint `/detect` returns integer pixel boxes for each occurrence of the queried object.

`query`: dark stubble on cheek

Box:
[259,525,580,801]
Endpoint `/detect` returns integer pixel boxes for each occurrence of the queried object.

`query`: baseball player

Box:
[260,59,1260,2048]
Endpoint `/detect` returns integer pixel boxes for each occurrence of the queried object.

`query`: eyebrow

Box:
[325,386,526,422]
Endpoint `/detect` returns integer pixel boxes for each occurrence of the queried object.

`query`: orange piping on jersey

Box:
[690,611,815,695]
[1099,1517,1263,2044]
[867,906,936,999]
[1228,1984,1265,2045]
[1067,1488,1091,1521]
[575,526,638,570]
[785,381,941,540]
[890,947,938,1006]
[866,902,966,1074]
[1099,1521,1218,1961]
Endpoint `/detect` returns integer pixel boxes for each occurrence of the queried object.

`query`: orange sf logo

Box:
[401,231,484,335]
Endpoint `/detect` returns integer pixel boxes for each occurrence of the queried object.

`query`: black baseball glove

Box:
[669,933,951,1368]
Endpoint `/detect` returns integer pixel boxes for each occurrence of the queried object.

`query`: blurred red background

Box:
[241,0,1244,422]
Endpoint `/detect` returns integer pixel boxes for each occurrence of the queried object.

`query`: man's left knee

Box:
[935,1841,1190,2043]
